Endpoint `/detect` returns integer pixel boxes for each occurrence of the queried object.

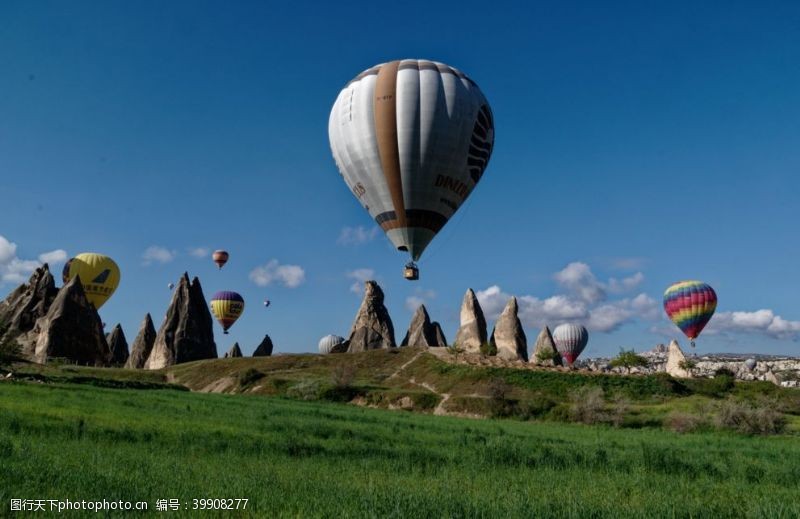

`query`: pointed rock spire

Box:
[454,288,487,353]
[490,297,527,361]
[224,342,242,358]
[126,313,156,369]
[106,324,129,366]
[531,325,561,366]
[253,335,274,357]
[401,304,446,347]
[0,264,58,355]
[29,276,110,366]
[347,280,395,352]
[432,321,448,347]
[145,273,217,369]
[665,339,691,378]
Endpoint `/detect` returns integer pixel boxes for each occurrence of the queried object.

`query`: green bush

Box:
[609,348,650,373]
[286,380,325,401]
[480,342,497,356]
[237,368,264,389]
[570,386,606,425]
[664,412,707,433]
[715,398,786,435]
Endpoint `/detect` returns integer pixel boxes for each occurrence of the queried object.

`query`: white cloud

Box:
[405,288,436,311]
[553,262,606,303]
[707,309,800,340]
[142,246,175,265]
[608,272,645,293]
[346,268,374,294]
[337,226,379,245]
[250,260,306,288]
[187,247,209,258]
[0,235,66,285]
[38,249,68,265]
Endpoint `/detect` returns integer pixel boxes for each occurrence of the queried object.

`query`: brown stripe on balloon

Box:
[373,60,407,227]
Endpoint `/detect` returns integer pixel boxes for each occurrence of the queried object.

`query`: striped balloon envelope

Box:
[329,59,494,270]
[210,291,244,334]
[663,281,717,346]
[552,324,589,366]
[212,250,229,270]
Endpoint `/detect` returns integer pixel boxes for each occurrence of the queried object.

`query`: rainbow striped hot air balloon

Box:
[663,280,717,348]
[210,291,244,334]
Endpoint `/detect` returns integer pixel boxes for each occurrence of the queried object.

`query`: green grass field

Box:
[2,375,800,518]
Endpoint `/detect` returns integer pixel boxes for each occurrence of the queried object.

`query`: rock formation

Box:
[401,304,447,347]
[144,273,217,369]
[0,264,58,353]
[531,326,561,366]
[27,276,110,366]
[453,288,487,353]
[432,321,448,347]
[224,343,242,358]
[490,297,527,361]
[106,324,129,366]
[125,313,156,369]
[347,281,395,352]
[765,369,780,386]
[665,340,691,378]
[252,335,273,357]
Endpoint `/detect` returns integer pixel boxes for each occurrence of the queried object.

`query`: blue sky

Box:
[1,1,799,357]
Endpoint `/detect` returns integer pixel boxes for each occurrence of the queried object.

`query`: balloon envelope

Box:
[62,252,120,310]
[263,299,270,307]
[212,250,229,269]
[318,335,345,354]
[210,291,244,332]
[552,324,589,366]
[744,358,757,371]
[663,281,717,340]
[329,59,494,261]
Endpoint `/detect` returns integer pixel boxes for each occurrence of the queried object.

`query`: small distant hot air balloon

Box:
[744,358,757,371]
[263,299,271,307]
[168,283,175,290]
[318,335,345,354]
[212,250,229,270]
[552,324,589,366]
[329,59,495,280]
[62,252,120,310]
[210,291,244,334]
[663,281,717,348]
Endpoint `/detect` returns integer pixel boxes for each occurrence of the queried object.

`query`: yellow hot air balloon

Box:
[62,252,120,309]
[210,291,245,334]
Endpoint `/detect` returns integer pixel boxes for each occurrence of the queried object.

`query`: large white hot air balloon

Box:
[318,335,345,354]
[552,324,589,366]
[329,59,494,280]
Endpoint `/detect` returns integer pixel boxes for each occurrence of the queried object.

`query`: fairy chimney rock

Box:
[125,313,157,369]
[454,288,487,353]
[347,281,395,352]
[490,297,528,361]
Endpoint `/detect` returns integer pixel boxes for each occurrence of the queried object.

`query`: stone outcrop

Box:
[401,304,447,347]
[432,322,447,347]
[490,297,527,361]
[765,370,780,386]
[347,281,395,352]
[106,324,129,366]
[144,273,217,369]
[0,264,58,352]
[531,326,561,366]
[125,313,156,369]
[224,343,242,358]
[453,289,487,353]
[665,340,691,378]
[252,335,273,357]
[26,276,110,366]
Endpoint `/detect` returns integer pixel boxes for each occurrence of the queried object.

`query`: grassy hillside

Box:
[1,378,800,518]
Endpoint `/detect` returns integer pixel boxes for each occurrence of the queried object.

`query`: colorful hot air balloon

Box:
[552,324,589,366]
[663,281,717,348]
[168,283,175,290]
[318,334,345,354]
[329,59,494,280]
[263,299,271,307]
[62,252,120,310]
[212,250,229,270]
[210,291,244,334]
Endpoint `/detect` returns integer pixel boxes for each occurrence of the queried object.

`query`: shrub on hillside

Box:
[480,342,497,357]
[609,348,649,373]
[570,386,606,425]
[238,368,264,389]
[331,364,355,389]
[487,378,514,417]
[715,398,786,435]
[286,380,325,401]
[664,412,707,433]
